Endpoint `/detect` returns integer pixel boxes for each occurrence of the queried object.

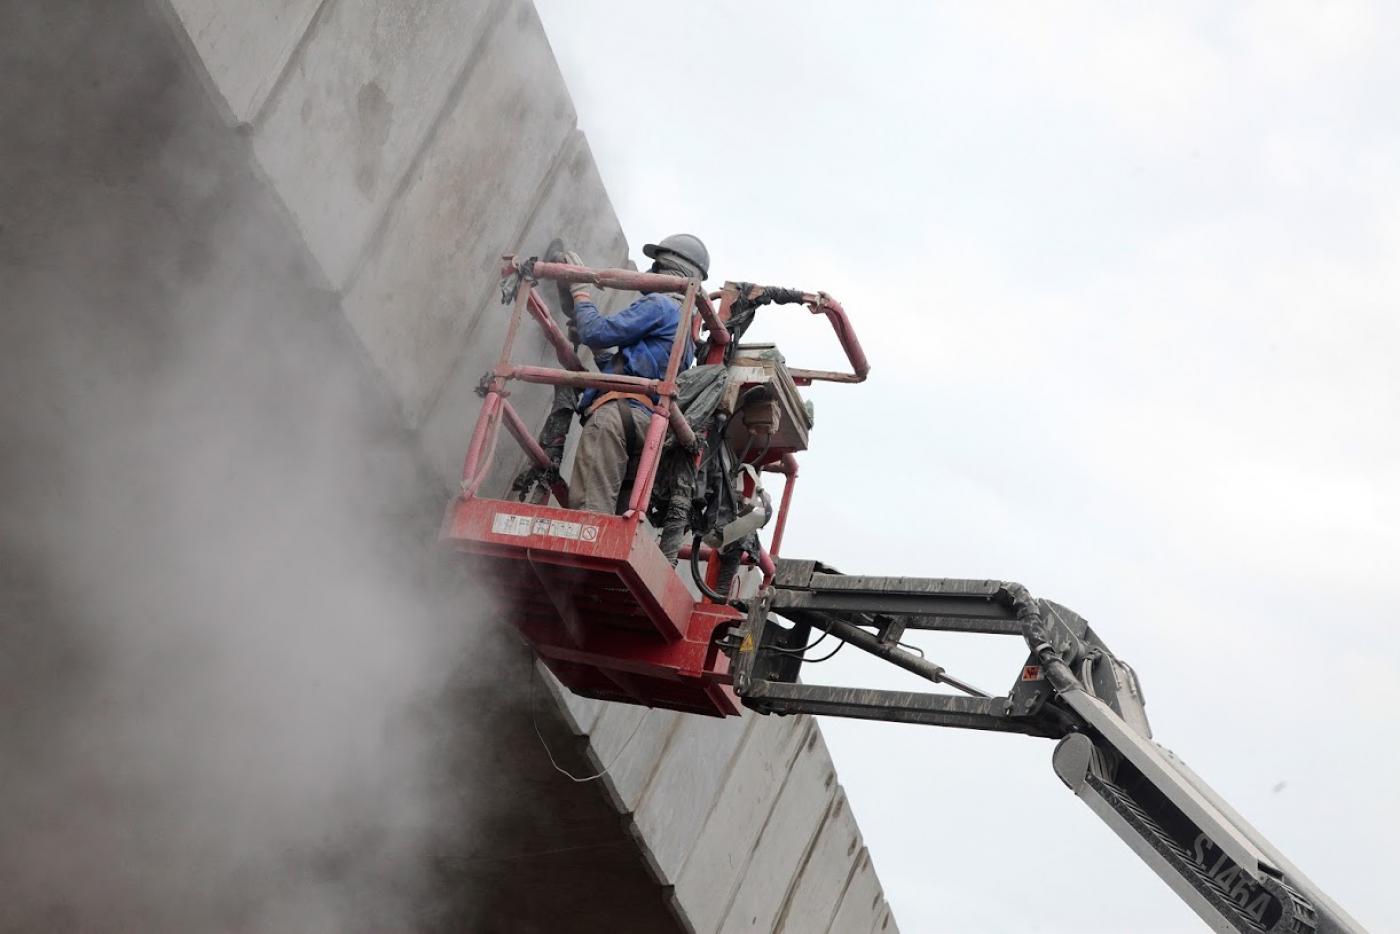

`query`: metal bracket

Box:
[500,256,538,305]
[732,559,1076,738]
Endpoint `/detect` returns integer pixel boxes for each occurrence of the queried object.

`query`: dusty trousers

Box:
[573,399,652,514]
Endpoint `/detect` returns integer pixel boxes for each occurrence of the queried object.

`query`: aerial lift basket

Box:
[440,255,867,716]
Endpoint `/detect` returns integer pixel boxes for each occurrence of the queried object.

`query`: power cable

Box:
[799,639,846,664]
[529,664,648,783]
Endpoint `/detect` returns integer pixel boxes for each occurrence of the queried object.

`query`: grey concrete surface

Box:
[774,791,863,934]
[253,0,505,288]
[164,0,323,123]
[418,129,630,492]
[630,703,755,885]
[672,714,809,933]
[0,4,676,932]
[336,0,576,423]
[718,724,840,933]
[827,850,889,934]
[3,0,901,930]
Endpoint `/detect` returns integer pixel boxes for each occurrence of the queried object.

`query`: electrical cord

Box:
[799,639,846,664]
[529,663,648,783]
[747,612,849,665]
[734,432,755,470]
[759,613,834,656]
[750,435,773,469]
[713,612,846,664]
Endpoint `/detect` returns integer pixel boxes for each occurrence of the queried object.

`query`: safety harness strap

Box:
[616,399,643,514]
[586,389,653,415]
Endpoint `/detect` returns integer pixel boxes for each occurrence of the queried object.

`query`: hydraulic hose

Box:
[1005,583,1080,695]
[690,534,734,604]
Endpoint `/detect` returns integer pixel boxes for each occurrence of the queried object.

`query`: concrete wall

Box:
[148,1,899,930]
[3,4,677,930]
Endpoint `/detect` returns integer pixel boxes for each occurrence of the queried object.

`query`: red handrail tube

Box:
[500,398,570,507]
[761,453,799,558]
[625,282,696,515]
[502,365,662,394]
[679,542,777,585]
[459,392,502,499]
[462,259,859,573]
[695,291,729,346]
[523,258,730,346]
[667,405,696,451]
[525,288,585,371]
[801,293,869,383]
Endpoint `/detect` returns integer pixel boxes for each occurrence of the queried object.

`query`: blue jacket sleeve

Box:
[573,295,670,350]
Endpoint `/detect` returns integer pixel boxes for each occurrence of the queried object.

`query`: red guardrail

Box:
[459,255,867,590]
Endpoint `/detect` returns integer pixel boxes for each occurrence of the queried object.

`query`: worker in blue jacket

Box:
[559,234,708,515]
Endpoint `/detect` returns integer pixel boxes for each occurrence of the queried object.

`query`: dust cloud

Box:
[0,3,513,930]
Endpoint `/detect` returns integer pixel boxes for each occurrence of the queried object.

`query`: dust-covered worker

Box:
[560,233,708,515]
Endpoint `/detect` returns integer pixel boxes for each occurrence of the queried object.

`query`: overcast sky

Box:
[535,3,1396,930]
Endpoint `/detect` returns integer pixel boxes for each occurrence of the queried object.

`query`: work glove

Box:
[558,250,593,306]
[546,239,591,324]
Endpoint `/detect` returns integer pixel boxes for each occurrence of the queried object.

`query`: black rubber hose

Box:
[1006,583,1079,694]
[690,534,733,604]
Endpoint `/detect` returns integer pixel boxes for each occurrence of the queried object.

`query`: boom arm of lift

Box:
[730,560,1364,934]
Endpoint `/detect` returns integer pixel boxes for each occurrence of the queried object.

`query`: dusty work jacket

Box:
[575,293,694,414]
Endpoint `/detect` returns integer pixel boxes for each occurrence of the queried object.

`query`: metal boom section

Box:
[729,559,1364,934]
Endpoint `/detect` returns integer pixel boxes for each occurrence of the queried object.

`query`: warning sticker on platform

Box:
[490,512,533,537]
[491,513,593,542]
[546,519,581,540]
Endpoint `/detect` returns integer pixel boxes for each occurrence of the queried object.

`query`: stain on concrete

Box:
[354,79,392,197]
